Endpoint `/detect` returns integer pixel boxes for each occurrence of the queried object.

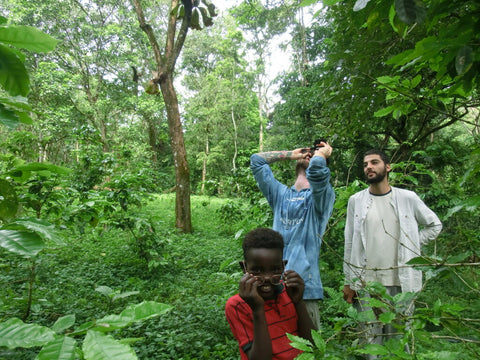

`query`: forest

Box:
[0,0,479,359]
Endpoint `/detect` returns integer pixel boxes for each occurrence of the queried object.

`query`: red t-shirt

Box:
[225,288,301,360]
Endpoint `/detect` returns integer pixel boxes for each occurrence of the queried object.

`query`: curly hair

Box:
[242,228,284,259]
[364,149,390,165]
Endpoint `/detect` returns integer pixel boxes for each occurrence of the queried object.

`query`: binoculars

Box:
[301,138,328,154]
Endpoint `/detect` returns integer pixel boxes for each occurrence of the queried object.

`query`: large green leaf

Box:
[0,95,31,110]
[8,162,72,178]
[0,179,19,220]
[0,103,20,128]
[0,229,45,257]
[35,336,76,360]
[92,301,172,332]
[4,218,65,245]
[0,44,29,96]
[0,25,58,52]
[0,318,55,349]
[52,315,76,334]
[83,331,138,360]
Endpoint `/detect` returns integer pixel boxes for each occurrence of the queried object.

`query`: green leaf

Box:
[374,106,394,117]
[411,74,422,88]
[0,103,21,128]
[16,109,33,125]
[0,179,19,220]
[4,218,64,245]
[359,343,390,355]
[52,315,76,334]
[455,46,473,76]
[9,162,72,176]
[405,256,432,265]
[0,229,45,257]
[95,285,114,298]
[0,318,55,349]
[83,331,137,360]
[112,291,140,302]
[286,333,312,352]
[379,311,396,324]
[446,251,471,264]
[0,44,30,96]
[322,0,342,5]
[35,335,76,360]
[0,25,58,52]
[357,309,377,322]
[199,7,213,28]
[0,95,32,110]
[93,301,172,332]
[191,8,201,30]
[311,329,326,354]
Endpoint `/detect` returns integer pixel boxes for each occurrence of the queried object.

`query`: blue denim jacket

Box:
[251,154,335,299]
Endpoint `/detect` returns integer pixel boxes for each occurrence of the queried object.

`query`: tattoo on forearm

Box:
[258,151,292,163]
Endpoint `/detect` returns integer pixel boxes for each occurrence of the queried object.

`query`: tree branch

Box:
[132,0,165,72]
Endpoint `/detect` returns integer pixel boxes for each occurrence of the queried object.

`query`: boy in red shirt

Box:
[225,228,315,359]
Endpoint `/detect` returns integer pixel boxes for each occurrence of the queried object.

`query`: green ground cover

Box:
[1,194,479,359]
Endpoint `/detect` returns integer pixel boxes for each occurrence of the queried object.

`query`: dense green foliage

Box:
[0,0,479,358]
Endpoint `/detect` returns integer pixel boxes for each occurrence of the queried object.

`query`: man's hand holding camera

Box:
[299,138,332,160]
[314,141,332,159]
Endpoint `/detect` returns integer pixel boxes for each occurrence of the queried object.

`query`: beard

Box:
[365,167,387,184]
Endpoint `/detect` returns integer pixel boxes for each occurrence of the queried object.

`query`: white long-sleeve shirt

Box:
[344,187,442,293]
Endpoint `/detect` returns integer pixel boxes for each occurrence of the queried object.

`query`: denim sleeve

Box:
[250,154,285,209]
[306,156,335,216]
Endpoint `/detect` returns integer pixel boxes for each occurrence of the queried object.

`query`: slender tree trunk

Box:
[201,135,208,194]
[146,115,159,164]
[159,74,192,233]
[231,108,238,171]
[132,0,194,233]
[298,2,308,86]
[258,84,264,152]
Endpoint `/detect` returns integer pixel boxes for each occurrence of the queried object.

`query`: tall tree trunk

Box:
[201,135,209,195]
[258,83,264,152]
[132,0,198,233]
[159,74,192,233]
[298,1,308,87]
[145,115,159,164]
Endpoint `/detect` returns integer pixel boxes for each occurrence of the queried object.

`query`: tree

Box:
[291,0,479,161]
[181,15,258,195]
[131,0,216,232]
[231,0,297,151]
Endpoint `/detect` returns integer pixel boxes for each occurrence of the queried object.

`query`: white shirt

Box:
[365,191,400,286]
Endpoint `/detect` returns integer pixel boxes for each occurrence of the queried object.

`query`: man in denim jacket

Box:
[343,149,442,357]
[250,141,335,328]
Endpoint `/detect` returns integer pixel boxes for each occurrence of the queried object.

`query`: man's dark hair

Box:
[364,149,390,165]
[242,228,284,259]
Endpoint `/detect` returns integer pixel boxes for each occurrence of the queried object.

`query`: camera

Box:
[301,138,328,154]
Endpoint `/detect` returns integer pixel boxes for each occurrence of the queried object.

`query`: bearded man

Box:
[250,141,335,329]
[343,149,442,358]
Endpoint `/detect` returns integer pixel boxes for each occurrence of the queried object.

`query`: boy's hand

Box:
[284,270,304,304]
[239,273,264,310]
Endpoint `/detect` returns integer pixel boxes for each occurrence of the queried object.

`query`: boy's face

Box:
[242,248,285,300]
